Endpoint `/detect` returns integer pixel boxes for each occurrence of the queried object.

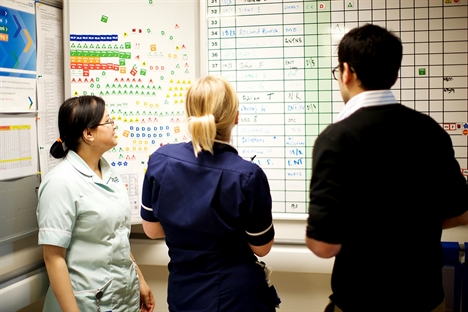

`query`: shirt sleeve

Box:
[435,130,468,219]
[306,130,348,244]
[243,167,274,246]
[140,153,160,222]
[37,176,76,248]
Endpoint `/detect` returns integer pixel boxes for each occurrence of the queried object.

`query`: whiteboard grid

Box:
[205,0,468,219]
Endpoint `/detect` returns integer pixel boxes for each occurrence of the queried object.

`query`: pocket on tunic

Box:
[73,277,113,311]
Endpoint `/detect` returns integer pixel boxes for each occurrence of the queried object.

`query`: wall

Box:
[0,1,61,311]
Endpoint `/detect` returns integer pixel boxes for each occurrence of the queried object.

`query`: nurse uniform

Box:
[141,142,277,312]
[37,151,140,312]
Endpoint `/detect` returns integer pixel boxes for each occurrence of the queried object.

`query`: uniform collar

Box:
[213,139,238,154]
[66,150,96,178]
[66,151,115,190]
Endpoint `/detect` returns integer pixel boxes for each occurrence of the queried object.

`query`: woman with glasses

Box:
[36,95,155,312]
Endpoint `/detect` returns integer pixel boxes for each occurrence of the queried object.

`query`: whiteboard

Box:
[62,1,468,226]
[63,0,201,223]
[201,0,468,221]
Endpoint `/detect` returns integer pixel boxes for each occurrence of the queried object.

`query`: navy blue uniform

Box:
[141,142,276,312]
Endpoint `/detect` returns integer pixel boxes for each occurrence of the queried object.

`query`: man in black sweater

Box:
[306,24,468,312]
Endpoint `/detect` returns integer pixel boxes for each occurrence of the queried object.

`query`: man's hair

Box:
[338,23,403,90]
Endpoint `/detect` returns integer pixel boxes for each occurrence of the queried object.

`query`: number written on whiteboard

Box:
[305,58,316,68]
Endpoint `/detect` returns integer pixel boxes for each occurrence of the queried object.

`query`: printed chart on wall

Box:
[204,0,468,219]
[0,116,38,180]
[65,1,199,223]
[36,2,63,178]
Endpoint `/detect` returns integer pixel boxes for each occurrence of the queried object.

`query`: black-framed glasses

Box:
[332,65,340,81]
[332,64,355,80]
[97,119,115,126]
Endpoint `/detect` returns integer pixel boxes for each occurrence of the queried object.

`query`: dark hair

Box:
[338,23,402,90]
[50,95,106,159]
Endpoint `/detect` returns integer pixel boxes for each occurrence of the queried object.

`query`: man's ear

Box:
[82,128,95,143]
[341,62,355,85]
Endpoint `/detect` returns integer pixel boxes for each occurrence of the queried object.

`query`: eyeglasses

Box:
[97,119,115,126]
[332,65,340,81]
[332,64,355,80]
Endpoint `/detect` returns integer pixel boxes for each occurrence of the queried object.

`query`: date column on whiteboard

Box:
[207,1,221,75]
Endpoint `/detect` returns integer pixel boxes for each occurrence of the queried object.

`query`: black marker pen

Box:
[250,155,256,162]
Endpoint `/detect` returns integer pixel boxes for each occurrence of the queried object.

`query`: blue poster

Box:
[0,2,36,77]
[0,0,36,112]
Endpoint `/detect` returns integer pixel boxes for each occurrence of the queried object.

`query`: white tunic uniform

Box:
[37,151,140,312]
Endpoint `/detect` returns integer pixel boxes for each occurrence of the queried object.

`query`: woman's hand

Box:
[139,279,155,312]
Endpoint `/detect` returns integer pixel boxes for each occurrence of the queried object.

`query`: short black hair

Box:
[50,95,106,158]
[338,23,402,90]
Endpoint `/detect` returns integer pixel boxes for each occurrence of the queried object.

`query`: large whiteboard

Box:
[63,1,468,224]
[64,0,201,223]
[202,0,468,220]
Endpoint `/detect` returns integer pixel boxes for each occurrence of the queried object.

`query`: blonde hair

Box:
[185,75,239,157]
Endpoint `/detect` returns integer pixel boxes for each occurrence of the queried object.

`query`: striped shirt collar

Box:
[335,90,398,123]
